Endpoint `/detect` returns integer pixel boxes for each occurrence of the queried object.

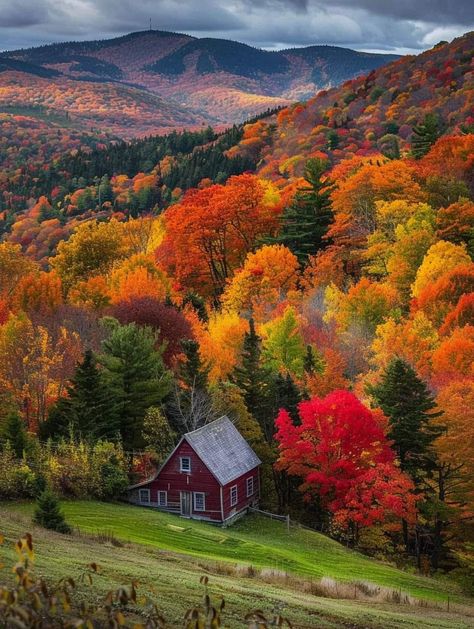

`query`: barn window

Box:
[158,491,167,507]
[230,485,238,507]
[246,477,254,497]
[139,489,150,504]
[193,492,205,511]
[180,457,191,473]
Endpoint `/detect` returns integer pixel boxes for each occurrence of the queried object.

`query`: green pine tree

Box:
[233,319,275,442]
[411,114,443,159]
[33,489,71,534]
[271,157,334,265]
[100,322,172,451]
[368,358,442,482]
[303,345,325,375]
[2,411,27,458]
[180,339,209,391]
[41,350,121,441]
[274,372,301,423]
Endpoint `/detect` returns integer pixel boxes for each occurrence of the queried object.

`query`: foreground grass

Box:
[5,500,461,600]
[1,502,473,628]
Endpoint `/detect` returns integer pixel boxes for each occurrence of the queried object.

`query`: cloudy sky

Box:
[1,0,473,54]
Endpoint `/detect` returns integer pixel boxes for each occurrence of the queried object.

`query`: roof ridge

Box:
[184,415,229,437]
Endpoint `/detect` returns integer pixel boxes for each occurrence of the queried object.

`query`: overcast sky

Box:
[1,0,473,54]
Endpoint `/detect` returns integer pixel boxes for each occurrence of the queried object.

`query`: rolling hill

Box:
[0,30,398,135]
[2,501,473,628]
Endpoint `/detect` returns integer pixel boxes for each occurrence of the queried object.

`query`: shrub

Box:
[33,489,71,534]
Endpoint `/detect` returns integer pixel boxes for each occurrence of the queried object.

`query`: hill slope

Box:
[236,31,473,179]
[0,30,398,134]
[2,502,473,628]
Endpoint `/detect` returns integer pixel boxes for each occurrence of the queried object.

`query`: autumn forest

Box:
[0,18,474,625]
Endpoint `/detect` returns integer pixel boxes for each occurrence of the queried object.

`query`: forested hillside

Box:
[0,30,397,133]
[1,30,474,595]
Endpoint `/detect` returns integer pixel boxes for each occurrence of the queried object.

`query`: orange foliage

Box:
[305,348,349,397]
[156,174,282,297]
[222,245,300,319]
[12,271,63,314]
[440,293,474,335]
[436,199,474,244]
[69,276,112,311]
[431,326,474,383]
[415,264,474,327]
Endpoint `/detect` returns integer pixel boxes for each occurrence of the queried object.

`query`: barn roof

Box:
[184,416,261,485]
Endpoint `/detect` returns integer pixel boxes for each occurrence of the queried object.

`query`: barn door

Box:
[180,491,191,516]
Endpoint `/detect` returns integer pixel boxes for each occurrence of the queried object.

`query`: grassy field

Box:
[1,501,474,628]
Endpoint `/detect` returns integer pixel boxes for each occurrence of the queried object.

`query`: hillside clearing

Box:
[1,501,474,628]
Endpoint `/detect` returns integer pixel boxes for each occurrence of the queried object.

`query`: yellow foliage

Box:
[197,312,248,383]
[411,240,471,298]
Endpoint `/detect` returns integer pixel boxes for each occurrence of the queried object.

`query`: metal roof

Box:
[184,416,261,485]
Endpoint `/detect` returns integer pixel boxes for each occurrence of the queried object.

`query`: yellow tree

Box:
[0,314,81,430]
[411,241,471,299]
[51,219,128,291]
[222,245,300,319]
[0,242,37,301]
[197,312,248,383]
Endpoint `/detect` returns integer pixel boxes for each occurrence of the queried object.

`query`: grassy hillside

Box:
[1,502,473,628]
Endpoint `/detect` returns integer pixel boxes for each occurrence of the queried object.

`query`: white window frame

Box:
[230,485,238,507]
[180,456,191,473]
[157,490,167,507]
[139,488,150,504]
[246,477,254,498]
[193,492,206,512]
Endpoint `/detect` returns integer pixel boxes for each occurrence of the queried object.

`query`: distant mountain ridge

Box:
[0,31,399,135]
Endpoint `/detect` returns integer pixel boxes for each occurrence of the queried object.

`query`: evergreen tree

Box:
[411,114,443,159]
[180,339,209,391]
[2,411,27,458]
[33,489,71,534]
[368,358,442,482]
[41,350,121,441]
[274,372,301,423]
[100,322,172,451]
[98,174,113,205]
[271,157,334,265]
[233,319,275,442]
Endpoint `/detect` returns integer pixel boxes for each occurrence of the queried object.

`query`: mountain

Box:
[0,30,398,136]
[228,31,474,179]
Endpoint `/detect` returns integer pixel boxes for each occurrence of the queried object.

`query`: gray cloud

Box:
[0,0,472,53]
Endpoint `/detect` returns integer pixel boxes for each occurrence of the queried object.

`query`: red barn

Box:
[128,416,261,525]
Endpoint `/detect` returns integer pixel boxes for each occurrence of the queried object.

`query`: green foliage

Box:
[100,461,129,500]
[41,349,121,441]
[262,307,306,378]
[142,406,176,464]
[377,133,400,159]
[368,358,442,482]
[303,345,325,375]
[274,373,301,424]
[33,489,71,534]
[411,114,443,159]
[180,339,209,391]
[232,319,276,442]
[272,157,334,265]
[1,411,27,458]
[99,320,172,451]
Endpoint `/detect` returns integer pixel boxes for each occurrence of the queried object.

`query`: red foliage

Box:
[111,296,194,367]
[275,390,416,530]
